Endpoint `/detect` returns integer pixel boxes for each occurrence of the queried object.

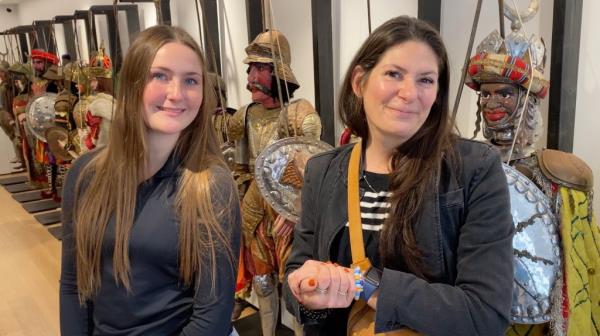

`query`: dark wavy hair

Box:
[338,16,457,278]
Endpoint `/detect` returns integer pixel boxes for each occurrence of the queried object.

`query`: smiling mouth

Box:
[385,106,414,115]
[158,106,185,114]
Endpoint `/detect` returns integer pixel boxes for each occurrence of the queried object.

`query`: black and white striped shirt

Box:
[332,171,391,269]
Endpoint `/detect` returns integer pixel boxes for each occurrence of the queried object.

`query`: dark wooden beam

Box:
[200,0,221,75]
[418,0,441,32]
[74,10,95,55]
[32,20,55,53]
[54,16,77,60]
[245,0,263,43]
[118,0,171,26]
[123,6,141,43]
[547,0,582,152]
[54,15,75,23]
[90,5,138,72]
[18,33,29,62]
[311,0,335,145]
[2,26,31,62]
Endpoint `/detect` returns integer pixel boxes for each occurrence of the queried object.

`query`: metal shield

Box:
[255,136,333,222]
[503,163,561,324]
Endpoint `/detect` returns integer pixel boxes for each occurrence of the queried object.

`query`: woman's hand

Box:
[287,260,356,310]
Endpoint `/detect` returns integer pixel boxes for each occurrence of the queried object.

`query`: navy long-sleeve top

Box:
[60,150,241,335]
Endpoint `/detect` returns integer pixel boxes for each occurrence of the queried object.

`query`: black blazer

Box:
[283,138,514,336]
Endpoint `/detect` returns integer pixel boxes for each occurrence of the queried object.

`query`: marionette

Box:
[0,60,23,169]
[226,30,322,335]
[72,47,115,154]
[44,63,79,200]
[464,2,599,335]
[30,49,59,93]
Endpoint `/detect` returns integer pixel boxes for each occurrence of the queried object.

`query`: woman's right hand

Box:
[287,260,356,310]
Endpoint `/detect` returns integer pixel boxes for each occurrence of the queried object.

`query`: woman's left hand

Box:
[287,260,356,310]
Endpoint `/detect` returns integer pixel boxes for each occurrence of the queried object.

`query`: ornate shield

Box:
[255,137,333,222]
[503,163,561,324]
[25,92,57,142]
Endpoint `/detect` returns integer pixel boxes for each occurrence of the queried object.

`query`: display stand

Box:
[47,225,63,240]
[4,182,38,193]
[0,175,28,185]
[34,209,61,225]
[22,199,60,213]
[12,190,44,203]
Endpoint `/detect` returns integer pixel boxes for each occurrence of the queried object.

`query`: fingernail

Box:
[308,278,316,287]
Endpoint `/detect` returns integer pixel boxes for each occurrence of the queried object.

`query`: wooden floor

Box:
[0,184,61,336]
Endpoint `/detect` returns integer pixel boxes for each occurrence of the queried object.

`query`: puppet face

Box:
[246,62,274,105]
[479,83,520,126]
[32,58,47,76]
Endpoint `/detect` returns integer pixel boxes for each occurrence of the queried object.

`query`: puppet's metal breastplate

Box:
[503,163,561,324]
[25,92,57,142]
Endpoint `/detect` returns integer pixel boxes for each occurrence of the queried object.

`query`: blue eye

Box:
[184,78,199,85]
[151,72,167,81]
[419,77,435,85]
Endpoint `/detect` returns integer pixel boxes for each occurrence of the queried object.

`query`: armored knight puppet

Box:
[9,62,53,189]
[25,51,62,198]
[465,3,599,335]
[43,62,80,200]
[8,63,32,170]
[227,30,322,335]
[30,49,59,94]
[72,47,115,154]
[0,60,23,169]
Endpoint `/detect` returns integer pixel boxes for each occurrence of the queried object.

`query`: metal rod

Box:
[367,0,372,34]
[450,0,483,125]
[498,0,505,38]
[154,0,163,25]
[73,19,83,63]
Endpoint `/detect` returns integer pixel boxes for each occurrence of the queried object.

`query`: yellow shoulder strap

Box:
[348,141,370,269]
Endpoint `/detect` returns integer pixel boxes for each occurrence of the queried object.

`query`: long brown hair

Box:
[339,16,456,278]
[73,25,236,301]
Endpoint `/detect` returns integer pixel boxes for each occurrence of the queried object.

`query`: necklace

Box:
[362,173,378,193]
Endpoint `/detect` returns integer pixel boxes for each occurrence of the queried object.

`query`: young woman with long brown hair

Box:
[283,16,514,335]
[59,25,240,335]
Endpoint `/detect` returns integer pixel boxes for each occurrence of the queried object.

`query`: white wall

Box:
[0,4,19,31]
[574,0,600,213]
[0,4,21,64]
[269,0,315,107]
[219,0,249,110]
